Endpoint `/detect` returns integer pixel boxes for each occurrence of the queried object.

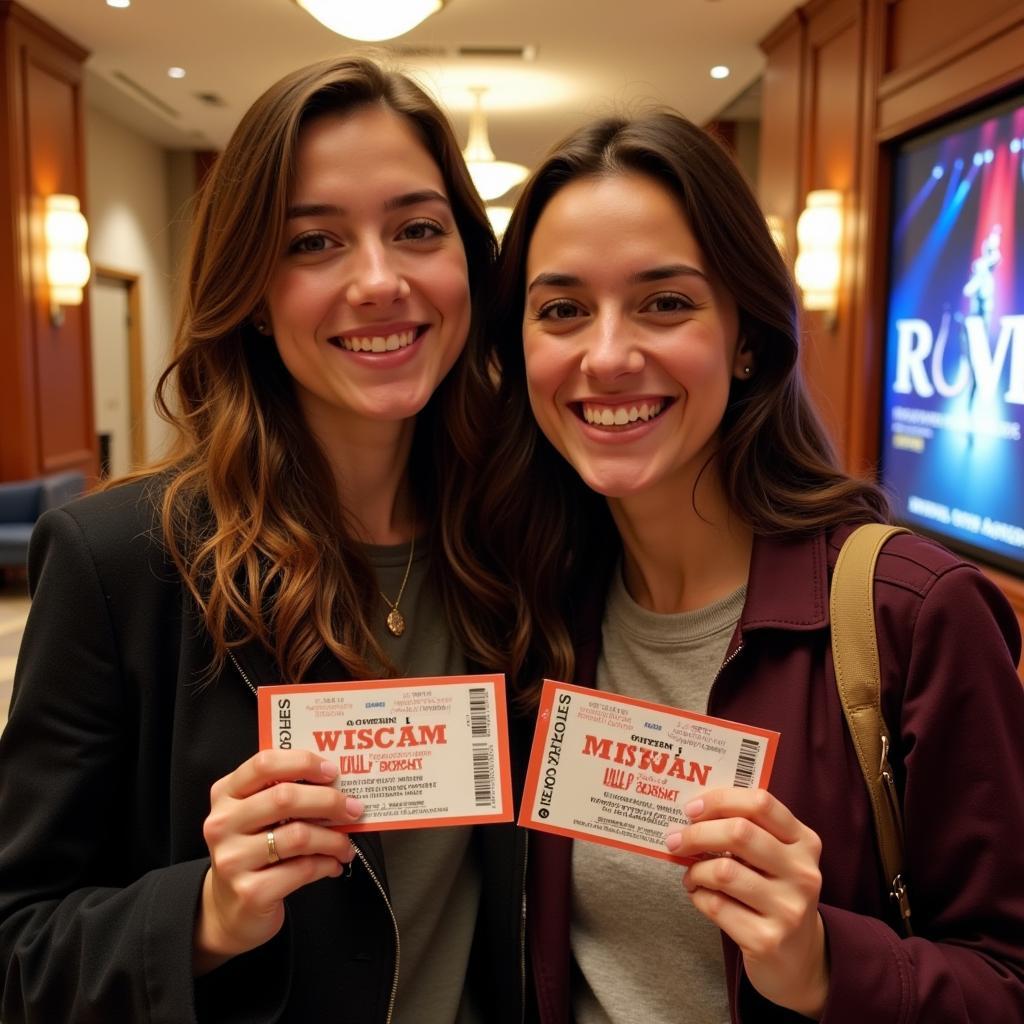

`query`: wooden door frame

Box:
[92,266,145,467]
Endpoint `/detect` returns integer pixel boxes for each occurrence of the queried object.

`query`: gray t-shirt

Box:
[369,540,481,1024]
[572,566,746,1024]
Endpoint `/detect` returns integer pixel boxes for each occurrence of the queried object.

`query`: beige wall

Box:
[84,105,179,464]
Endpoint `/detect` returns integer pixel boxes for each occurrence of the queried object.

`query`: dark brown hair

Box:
[121,56,506,683]
[483,111,889,699]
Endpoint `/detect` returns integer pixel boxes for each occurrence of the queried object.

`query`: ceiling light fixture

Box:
[293,0,445,41]
[462,87,529,202]
[710,65,730,79]
[106,0,131,7]
[486,205,513,239]
[167,67,187,79]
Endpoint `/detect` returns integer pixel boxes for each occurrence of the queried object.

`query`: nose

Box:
[579,311,645,380]
[344,242,410,307]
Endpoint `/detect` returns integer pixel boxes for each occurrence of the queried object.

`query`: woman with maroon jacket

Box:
[484,111,1024,1023]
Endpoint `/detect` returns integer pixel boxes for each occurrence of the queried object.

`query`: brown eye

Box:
[539,301,582,320]
[399,219,444,241]
[288,232,332,254]
[644,293,693,314]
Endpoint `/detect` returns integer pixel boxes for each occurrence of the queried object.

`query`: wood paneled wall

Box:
[0,1,95,482]
[759,0,1024,628]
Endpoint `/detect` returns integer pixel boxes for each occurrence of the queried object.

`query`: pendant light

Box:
[294,0,444,42]
[462,87,529,202]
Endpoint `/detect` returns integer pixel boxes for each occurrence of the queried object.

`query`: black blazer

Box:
[0,478,524,1023]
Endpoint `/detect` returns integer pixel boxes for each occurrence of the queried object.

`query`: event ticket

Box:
[519,680,780,863]
[257,675,513,831]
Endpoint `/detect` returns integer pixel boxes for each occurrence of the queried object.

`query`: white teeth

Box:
[582,400,666,427]
[335,329,417,352]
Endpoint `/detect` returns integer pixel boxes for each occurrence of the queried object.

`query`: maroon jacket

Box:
[527,525,1024,1023]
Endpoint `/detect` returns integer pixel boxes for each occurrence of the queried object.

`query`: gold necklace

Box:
[380,534,415,637]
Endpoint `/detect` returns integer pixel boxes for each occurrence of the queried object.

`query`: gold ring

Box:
[266,830,280,864]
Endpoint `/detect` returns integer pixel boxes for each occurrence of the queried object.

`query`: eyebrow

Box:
[527,263,707,293]
[286,190,450,220]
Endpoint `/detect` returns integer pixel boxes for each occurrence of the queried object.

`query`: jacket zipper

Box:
[351,843,401,1024]
[229,651,259,695]
[520,830,529,1024]
[228,650,401,1022]
[706,640,744,713]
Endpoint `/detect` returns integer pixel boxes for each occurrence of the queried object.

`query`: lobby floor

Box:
[0,577,30,730]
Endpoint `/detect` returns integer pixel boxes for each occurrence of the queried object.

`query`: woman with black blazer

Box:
[0,57,520,1024]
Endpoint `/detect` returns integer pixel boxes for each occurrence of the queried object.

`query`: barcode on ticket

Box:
[469,686,490,738]
[733,738,760,788]
[472,744,495,806]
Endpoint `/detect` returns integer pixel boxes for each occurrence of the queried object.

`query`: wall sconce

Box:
[293,0,444,41]
[45,193,91,327]
[794,189,843,322]
[462,87,529,202]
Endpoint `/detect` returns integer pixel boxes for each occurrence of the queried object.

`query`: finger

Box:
[233,855,349,912]
[260,820,356,869]
[687,884,767,947]
[212,749,341,802]
[684,788,804,844]
[683,854,776,916]
[234,781,365,833]
[667,817,788,876]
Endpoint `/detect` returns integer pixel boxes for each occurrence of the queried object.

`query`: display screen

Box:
[881,92,1024,574]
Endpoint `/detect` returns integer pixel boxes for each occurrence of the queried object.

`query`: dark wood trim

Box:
[0,1,88,63]
[876,7,1023,102]
[760,8,806,55]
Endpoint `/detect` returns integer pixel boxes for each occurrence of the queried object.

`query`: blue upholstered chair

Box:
[0,471,86,569]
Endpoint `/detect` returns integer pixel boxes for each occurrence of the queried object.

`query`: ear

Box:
[251,307,273,336]
[732,338,754,380]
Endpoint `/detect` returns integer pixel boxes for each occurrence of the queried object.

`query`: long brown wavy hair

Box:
[483,111,890,701]
[123,56,507,683]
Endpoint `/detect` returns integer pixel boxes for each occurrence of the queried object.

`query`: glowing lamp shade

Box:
[463,88,528,202]
[794,189,843,312]
[45,194,91,308]
[486,205,513,239]
[293,0,443,41]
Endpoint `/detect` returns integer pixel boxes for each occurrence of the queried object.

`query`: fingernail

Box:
[684,798,704,818]
[320,759,339,778]
[345,797,364,818]
[665,831,683,852]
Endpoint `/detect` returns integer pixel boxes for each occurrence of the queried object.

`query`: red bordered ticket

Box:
[518,680,780,863]
[257,674,513,831]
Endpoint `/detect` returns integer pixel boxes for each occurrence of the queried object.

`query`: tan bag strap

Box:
[830,523,913,935]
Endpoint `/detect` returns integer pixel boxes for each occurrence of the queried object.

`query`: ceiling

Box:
[21,0,794,179]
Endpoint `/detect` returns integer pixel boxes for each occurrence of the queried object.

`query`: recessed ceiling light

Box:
[710,65,730,79]
[167,67,187,79]
[106,0,131,7]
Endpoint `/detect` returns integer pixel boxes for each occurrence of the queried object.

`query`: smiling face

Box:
[522,172,748,502]
[264,104,471,446]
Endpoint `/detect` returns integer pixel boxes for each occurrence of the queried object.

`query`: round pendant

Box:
[386,608,406,637]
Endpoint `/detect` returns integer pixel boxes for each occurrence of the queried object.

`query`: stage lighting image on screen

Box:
[882,91,1024,575]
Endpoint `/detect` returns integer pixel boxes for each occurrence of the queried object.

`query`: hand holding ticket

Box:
[518,680,779,862]
[257,675,513,831]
